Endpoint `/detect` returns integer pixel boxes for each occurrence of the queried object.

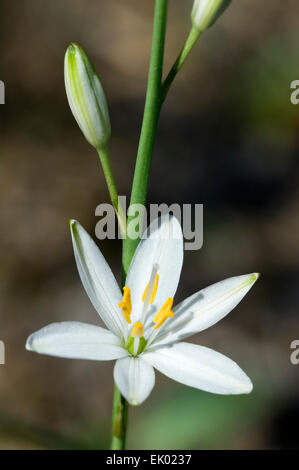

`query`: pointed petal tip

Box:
[244,273,260,284]
[25,334,34,352]
[69,219,79,233]
[242,377,253,394]
[247,272,260,281]
[250,272,260,283]
[67,42,80,53]
[127,397,141,406]
[65,43,77,60]
[236,370,253,395]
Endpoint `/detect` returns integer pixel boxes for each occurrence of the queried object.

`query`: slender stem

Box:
[110,0,168,451]
[110,386,128,450]
[97,144,126,236]
[97,144,119,208]
[99,148,128,452]
[161,26,201,103]
[122,0,168,276]
[110,19,200,450]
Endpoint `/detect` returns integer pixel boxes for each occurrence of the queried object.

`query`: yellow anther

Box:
[142,274,159,304]
[131,322,143,338]
[118,286,132,324]
[154,298,174,330]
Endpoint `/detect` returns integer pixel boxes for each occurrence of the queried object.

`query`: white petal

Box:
[125,215,184,326]
[26,322,128,361]
[144,342,252,395]
[114,356,155,405]
[70,220,126,338]
[153,273,259,347]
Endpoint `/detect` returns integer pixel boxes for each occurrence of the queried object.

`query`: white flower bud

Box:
[64,43,111,149]
[191,0,232,33]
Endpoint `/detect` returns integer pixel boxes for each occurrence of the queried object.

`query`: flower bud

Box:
[191,0,232,33]
[64,43,111,149]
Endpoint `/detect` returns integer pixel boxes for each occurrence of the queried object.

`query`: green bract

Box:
[191,0,232,33]
[64,43,111,149]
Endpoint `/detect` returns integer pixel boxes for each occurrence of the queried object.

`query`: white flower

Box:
[191,0,232,33]
[26,216,259,406]
[64,43,111,149]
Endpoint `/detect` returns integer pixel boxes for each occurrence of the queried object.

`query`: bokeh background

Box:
[0,0,299,449]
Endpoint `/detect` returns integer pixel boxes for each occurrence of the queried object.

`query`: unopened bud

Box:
[64,43,111,149]
[191,0,232,33]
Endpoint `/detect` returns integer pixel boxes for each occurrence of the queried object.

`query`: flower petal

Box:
[144,342,252,395]
[152,273,259,347]
[70,220,126,338]
[114,356,155,405]
[26,322,128,361]
[125,215,184,326]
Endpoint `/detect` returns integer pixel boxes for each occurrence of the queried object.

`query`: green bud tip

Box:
[191,0,232,33]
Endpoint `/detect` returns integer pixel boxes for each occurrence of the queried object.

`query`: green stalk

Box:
[161,26,201,103]
[122,23,201,274]
[97,146,128,450]
[97,144,126,237]
[110,386,128,450]
[110,0,169,451]
[122,0,169,276]
[109,2,203,451]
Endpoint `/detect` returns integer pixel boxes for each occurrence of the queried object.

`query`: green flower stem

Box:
[122,23,201,275]
[122,0,169,276]
[110,2,201,452]
[110,385,128,450]
[110,0,169,451]
[97,144,126,237]
[161,26,201,103]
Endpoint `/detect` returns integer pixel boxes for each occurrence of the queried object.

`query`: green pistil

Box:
[126,336,147,356]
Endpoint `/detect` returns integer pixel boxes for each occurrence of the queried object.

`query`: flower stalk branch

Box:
[97,145,126,237]
[161,26,201,103]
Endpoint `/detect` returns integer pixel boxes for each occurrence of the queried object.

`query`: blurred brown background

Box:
[0,0,299,449]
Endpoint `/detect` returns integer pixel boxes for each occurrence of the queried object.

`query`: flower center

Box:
[119,270,175,355]
[126,321,147,356]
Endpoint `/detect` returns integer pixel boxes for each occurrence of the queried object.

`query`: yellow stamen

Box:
[118,286,132,324]
[154,298,174,330]
[131,322,143,338]
[142,274,159,304]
